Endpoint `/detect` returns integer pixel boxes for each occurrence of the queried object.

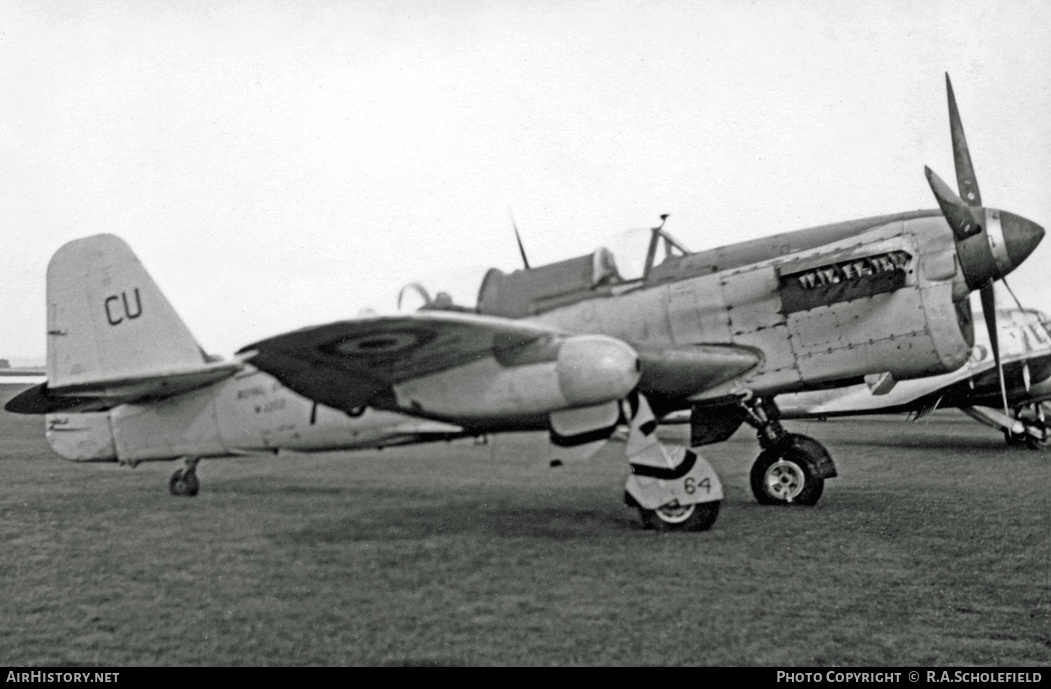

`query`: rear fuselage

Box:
[44,367,465,463]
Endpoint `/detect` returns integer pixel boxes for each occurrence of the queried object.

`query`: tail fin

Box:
[47,234,208,387]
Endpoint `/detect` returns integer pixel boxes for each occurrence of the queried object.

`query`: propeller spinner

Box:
[926,74,1045,418]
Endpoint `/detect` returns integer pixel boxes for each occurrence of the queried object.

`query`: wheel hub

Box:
[655,501,697,524]
[764,459,805,502]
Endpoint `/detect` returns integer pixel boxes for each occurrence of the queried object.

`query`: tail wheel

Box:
[169,468,200,497]
[638,500,720,532]
[750,444,825,506]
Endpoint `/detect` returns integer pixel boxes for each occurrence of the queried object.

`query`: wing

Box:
[237,311,573,414]
[240,310,767,419]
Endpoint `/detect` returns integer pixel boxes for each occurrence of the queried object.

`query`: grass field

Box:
[1,384,1048,666]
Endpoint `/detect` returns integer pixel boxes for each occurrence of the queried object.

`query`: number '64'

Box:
[684,477,711,494]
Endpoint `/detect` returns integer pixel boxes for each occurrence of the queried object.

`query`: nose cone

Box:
[1001,210,1045,272]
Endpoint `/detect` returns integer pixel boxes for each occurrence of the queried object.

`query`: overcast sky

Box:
[2,0,1050,362]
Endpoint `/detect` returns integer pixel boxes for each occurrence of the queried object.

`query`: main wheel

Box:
[639,500,720,532]
[1005,430,1028,447]
[1024,426,1051,451]
[169,468,200,497]
[750,443,824,506]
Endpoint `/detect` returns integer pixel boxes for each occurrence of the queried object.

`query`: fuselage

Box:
[38,209,1019,462]
[480,210,975,405]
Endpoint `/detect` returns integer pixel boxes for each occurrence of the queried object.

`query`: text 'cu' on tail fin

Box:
[46,234,210,388]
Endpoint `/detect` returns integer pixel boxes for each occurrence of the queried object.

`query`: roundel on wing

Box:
[323,328,437,358]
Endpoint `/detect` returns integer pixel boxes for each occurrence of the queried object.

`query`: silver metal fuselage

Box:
[521,211,973,404]
[44,366,466,463]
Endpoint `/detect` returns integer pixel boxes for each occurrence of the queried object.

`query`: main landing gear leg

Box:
[169,457,201,497]
[736,392,837,506]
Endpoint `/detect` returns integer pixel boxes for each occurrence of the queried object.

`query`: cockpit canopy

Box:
[397,220,694,318]
[477,248,621,318]
[477,223,692,318]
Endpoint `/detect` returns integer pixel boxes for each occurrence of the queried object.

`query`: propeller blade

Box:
[1002,277,1027,312]
[980,283,1010,418]
[1005,277,1032,392]
[929,76,1043,288]
[1002,277,1031,392]
[946,74,982,207]
[925,166,983,240]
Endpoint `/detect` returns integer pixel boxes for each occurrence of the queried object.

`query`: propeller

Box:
[1002,278,1033,392]
[979,282,1010,418]
[925,74,1045,421]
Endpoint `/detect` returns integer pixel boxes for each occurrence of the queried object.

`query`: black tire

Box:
[1005,430,1028,447]
[169,469,200,497]
[1024,427,1051,451]
[750,441,825,506]
[639,500,720,532]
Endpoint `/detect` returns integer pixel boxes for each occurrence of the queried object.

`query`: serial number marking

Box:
[237,387,266,399]
[257,398,286,414]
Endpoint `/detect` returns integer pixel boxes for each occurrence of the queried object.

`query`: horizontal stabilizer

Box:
[5,362,241,414]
